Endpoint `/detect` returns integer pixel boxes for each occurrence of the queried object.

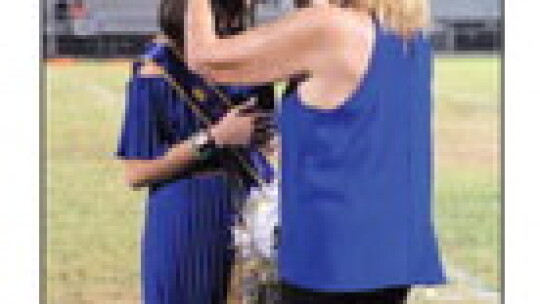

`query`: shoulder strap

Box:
[142,56,268,188]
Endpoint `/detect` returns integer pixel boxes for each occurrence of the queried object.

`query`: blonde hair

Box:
[332,0,430,36]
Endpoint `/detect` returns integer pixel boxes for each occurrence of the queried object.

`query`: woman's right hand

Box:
[209,99,265,146]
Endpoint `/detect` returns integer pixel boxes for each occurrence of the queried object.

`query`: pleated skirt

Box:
[142,174,243,304]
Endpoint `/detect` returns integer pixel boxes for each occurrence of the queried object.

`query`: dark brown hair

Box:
[159,0,251,51]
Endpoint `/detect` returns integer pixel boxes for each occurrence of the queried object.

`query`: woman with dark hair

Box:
[116,0,275,303]
[185,0,446,303]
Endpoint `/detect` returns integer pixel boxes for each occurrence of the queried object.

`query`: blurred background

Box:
[43,0,501,58]
[45,0,501,303]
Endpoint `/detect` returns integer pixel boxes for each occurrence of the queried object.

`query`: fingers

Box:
[262,137,280,154]
[254,116,276,128]
[252,112,274,121]
[235,97,257,114]
[237,109,275,129]
[217,97,278,147]
[252,128,277,147]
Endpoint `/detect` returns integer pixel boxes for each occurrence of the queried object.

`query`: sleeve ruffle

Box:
[116,77,172,159]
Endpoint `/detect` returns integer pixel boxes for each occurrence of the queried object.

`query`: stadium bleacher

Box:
[44,0,501,58]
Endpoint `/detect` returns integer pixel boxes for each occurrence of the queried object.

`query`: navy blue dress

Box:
[279,20,446,291]
[116,42,270,304]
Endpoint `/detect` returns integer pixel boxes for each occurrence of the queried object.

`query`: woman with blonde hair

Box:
[181,0,447,302]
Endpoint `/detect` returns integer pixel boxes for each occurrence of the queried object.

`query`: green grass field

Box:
[433,57,500,291]
[46,56,501,303]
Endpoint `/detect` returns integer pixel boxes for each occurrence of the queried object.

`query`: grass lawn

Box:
[46,56,501,303]
[433,57,500,291]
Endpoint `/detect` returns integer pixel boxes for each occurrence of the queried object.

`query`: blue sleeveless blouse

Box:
[279,22,446,291]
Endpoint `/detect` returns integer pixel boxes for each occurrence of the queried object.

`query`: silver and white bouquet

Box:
[232,179,280,303]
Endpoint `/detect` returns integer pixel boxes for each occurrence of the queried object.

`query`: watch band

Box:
[190,130,216,159]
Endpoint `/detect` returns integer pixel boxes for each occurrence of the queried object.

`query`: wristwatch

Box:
[190,130,217,159]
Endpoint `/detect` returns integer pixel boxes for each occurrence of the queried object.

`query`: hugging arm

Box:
[185,0,336,84]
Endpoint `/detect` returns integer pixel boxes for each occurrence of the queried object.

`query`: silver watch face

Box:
[193,132,209,147]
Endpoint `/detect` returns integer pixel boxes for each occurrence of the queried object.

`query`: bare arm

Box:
[186,1,338,83]
[122,108,259,188]
[121,63,260,188]
[121,140,199,189]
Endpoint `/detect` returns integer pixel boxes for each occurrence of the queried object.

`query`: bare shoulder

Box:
[323,8,376,78]
[276,4,342,36]
[330,8,374,41]
[138,61,165,77]
[295,5,374,49]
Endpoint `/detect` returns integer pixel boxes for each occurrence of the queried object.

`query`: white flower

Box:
[235,181,280,260]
